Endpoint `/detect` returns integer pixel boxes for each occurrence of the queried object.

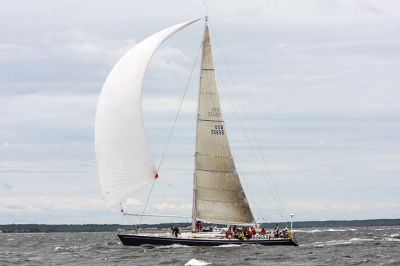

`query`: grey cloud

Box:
[1,0,399,223]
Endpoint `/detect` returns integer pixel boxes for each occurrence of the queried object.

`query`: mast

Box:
[192,17,208,231]
[192,17,255,227]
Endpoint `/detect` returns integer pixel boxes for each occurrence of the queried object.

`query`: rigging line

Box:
[158,179,192,198]
[120,211,125,225]
[151,183,172,217]
[136,179,157,232]
[210,26,288,221]
[161,183,171,202]
[119,201,125,225]
[205,22,265,223]
[236,167,267,223]
[211,37,284,222]
[156,42,203,172]
[226,66,289,221]
[214,67,284,220]
[236,170,267,222]
[217,78,286,221]
[203,0,208,17]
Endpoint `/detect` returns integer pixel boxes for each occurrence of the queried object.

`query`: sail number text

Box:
[208,107,221,117]
[211,124,224,135]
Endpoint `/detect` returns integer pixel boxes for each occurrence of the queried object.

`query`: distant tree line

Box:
[1,219,399,233]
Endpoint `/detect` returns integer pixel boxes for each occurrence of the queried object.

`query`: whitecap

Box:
[294,229,321,233]
[326,228,346,232]
[294,228,357,233]
[312,239,352,247]
[158,244,192,249]
[390,233,400,238]
[185,258,211,266]
[312,237,376,247]
[54,246,62,251]
[326,228,356,232]
[383,237,400,242]
[349,238,375,242]
[217,244,241,248]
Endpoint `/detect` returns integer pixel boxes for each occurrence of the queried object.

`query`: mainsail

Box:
[95,19,199,208]
[193,21,256,225]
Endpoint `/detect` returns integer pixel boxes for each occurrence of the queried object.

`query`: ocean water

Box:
[1,226,399,265]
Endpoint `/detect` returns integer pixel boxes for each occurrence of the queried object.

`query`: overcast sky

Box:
[1,0,399,225]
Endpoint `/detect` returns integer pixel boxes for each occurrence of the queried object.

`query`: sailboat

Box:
[95,17,298,247]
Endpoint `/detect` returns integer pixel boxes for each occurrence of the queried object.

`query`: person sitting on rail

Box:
[283,227,289,238]
[274,224,280,238]
[260,227,267,238]
[246,227,253,239]
[225,227,233,239]
[238,230,245,240]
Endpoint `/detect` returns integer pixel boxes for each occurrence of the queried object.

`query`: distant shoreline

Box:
[1,218,399,233]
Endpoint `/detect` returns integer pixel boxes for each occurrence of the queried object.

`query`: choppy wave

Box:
[216,244,241,248]
[311,238,376,247]
[2,228,400,265]
[185,258,211,266]
[295,229,322,233]
[312,239,352,247]
[158,244,192,249]
[383,237,400,242]
[295,228,357,233]
[327,228,356,232]
[53,245,80,253]
[311,236,400,247]
[348,238,375,242]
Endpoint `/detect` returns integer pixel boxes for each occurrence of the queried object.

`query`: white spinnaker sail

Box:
[194,23,256,225]
[95,19,199,208]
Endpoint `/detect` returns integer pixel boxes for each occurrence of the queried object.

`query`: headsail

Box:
[193,21,256,225]
[95,19,199,208]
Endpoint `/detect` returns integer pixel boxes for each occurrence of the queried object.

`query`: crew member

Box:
[171,227,180,238]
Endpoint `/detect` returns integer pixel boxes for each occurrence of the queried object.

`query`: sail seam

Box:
[196,168,235,173]
[198,118,224,122]
[196,218,255,226]
[196,186,243,192]
[197,198,249,204]
[200,91,218,95]
[195,153,232,159]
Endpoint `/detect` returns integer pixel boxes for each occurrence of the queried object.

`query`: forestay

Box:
[193,23,256,225]
[95,19,199,208]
